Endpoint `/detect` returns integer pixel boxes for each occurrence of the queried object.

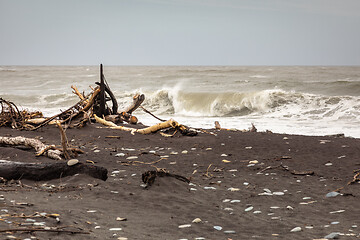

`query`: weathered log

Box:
[0,160,107,181]
[0,136,62,160]
[123,93,145,115]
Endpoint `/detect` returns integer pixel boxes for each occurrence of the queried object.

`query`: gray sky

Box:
[1,0,360,65]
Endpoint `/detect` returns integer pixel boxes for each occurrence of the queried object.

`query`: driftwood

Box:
[94,114,197,136]
[142,170,190,187]
[0,160,107,181]
[0,227,89,234]
[0,136,62,160]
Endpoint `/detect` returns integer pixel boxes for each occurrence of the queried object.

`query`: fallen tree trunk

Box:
[0,160,108,181]
[0,136,62,160]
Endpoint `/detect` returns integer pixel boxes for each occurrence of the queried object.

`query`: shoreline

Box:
[0,123,359,239]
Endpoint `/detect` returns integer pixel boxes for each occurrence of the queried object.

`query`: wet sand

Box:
[0,123,359,240]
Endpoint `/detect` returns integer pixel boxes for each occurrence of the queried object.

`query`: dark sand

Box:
[0,123,359,240]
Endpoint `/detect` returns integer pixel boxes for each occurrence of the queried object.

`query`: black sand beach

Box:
[0,123,359,240]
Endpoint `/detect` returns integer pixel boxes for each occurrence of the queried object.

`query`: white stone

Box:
[126,156,138,160]
[115,153,125,157]
[213,226,222,231]
[245,206,254,212]
[67,159,79,166]
[109,228,123,231]
[178,224,191,228]
[181,150,188,154]
[273,192,285,196]
[290,227,302,232]
[192,218,202,223]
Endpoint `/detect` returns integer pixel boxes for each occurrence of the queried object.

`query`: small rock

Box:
[94,149,100,153]
[224,230,236,234]
[324,232,340,239]
[116,217,127,221]
[109,228,122,231]
[126,156,138,160]
[67,159,79,166]
[222,159,231,163]
[192,218,202,223]
[329,210,345,214]
[94,226,101,229]
[290,227,302,232]
[117,238,128,240]
[331,221,339,225]
[181,150,188,154]
[115,153,125,157]
[326,192,340,198]
[253,211,262,214]
[221,154,228,157]
[230,200,240,203]
[224,208,234,211]
[228,187,240,192]
[243,182,249,186]
[213,226,222,231]
[245,146,252,149]
[249,160,258,164]
[178,224,191,228]
[325,163,333,166]
[204,186,216,190]
[206,148,212,151]
[245,206,254,212]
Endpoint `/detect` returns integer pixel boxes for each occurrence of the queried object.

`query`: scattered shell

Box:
[224,230,236,234]
[325,163,333,166]
[227,187,240,192]
[115,153,125,157]
[178,224,191,228]
[221,154,228,157]
[249,160,258,164]
[109,228,122,231]
[94,149,100,153]
[126,156,138,160]
[170,151,178,155]
[224,208,234,211]
[245,206,254,212]
[213,226,222,231]
[204,186,216,190]
[290,227,302,232]
[230,200,241,203]
[160,155,169,158]
[222,160,231,163]
[245,146,252,149]
[253,211,262,214]
[286,206,294,210]
[243,182,249,186]
[326,191,340,198]
[181,150,188,154]
[94,226,101,229]
[190,188,197,191]
[116,217,127,221]
[67,159,79,166]
[149,150,156,154]
[206,148,212,151]
[192,218,202,223]
[302,197,312,200]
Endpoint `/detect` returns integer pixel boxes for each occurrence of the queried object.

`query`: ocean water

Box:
[1,66,360,138]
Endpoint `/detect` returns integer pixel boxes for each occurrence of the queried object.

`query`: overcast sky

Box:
[1,0,360,65]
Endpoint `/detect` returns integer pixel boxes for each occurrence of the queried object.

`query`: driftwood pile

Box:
[0,64,197,182]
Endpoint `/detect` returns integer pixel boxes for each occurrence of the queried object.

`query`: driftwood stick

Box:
[0,227,89,234]
[71,85,86,102]
[0,160,108,181]
[123,94,145,114]
[0,136,62,160]
[57,122,71,160]
[140,106,166,122]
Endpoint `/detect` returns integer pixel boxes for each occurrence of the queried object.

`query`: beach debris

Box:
[228,187,240,192]
[192,218,202,223]
[224,230,236,234]
[326,192,340,198]
[324,232,341,239]
[222,160,231,163]
[67,159,79,166]
[178,224,191,228]
[244,206,254,212]
[213,226,222,231]
[141,170,189,187]
[0,159,107,181]
[109,228,123,231]
[329,210,345,214]
[290,227,302,232]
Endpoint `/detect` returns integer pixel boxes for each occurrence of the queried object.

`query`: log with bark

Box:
[0,160,107,181]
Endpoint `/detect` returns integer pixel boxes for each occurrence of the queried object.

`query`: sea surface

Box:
[1,66,360,138]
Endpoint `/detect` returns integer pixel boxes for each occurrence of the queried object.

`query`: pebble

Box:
[160,155,169,158]
[247,164,255,167]
[352,225,357,228]
[331,221,339,225]
[222,160,231,163]
[224,208,234,211]
[181,150,188,154]
[325,163,333,166]
[228,187,240,192]
[253,211,262,214]
[126,156,138,160]
[204,186,216,190]
[326,192,340,198]
[213,226,222,231]
[258,192,273,196]
[290,227,302,232]
[303,197,312,200]
[243,182,249,186]
[221,154,227,157]
[224,230,236,234]
[191,148,196,150]
[245,146,252,149]
[117,238,128,240]
[192,218,202,223]
[206,148,212,151]
[170,151,178,155]
[115,153,125,157]
[112,170,120,174]
[245,206,254,212]
[305,226,313,229]
[286,206,294,210]
[249,160,258,164]
[228,169,237,172]
[324,232,340,239]
[116,217,127,221]
[94,226,101,229]
[109,228,123,231]
[93,149,100,153]
[329,210,345,214]
[67,159,79,166]
[190,188,197,191]
[87,210,97,213]
[273,192,285,196]
[230,200,241,203]
[270,206,280,209]
[222,199,231,203]
[263,188,271,193]
[178,224,191,228]
[122,148,135,151]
